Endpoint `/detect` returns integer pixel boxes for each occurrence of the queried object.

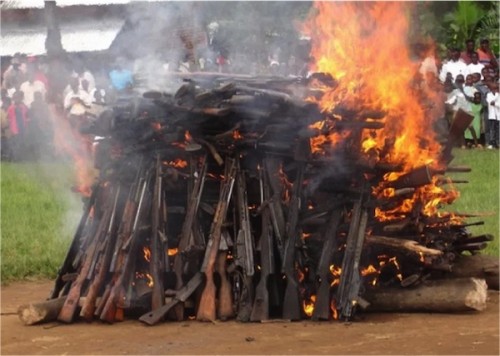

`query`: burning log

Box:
[365,278,488,313]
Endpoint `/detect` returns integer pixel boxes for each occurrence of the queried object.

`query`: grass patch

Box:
[447,148,499,256]
[1,162,82,282]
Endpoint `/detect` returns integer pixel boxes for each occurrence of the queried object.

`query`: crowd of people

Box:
[1,37,499,162]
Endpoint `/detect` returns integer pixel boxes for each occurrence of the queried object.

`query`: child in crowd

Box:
[465,92,483,148]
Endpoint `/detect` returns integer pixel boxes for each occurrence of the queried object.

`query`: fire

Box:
[303,2,458,222]
[303,295,316,317]
[143,247,151,262]
[164,159,188,169]
[329,264,341,287]
[330,300,338,320]
[48,105,95,197]
[233,130,243,140]
[135,272,154,288]
[168,248,178,256]
[185,130,193,142]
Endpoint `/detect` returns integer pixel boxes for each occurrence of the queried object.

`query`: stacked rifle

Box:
[44,72,494,325]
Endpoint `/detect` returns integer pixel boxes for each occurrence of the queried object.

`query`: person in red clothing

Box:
[477,39,498,68]
[6,90,29,161]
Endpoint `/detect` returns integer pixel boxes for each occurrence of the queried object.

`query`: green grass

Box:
[447,148,499,256]
[1,162,81,283]
[0,149,498,282]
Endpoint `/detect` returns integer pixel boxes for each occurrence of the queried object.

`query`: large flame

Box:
[304,2,458,222]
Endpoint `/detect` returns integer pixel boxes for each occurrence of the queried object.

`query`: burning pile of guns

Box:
[45,73,493,325]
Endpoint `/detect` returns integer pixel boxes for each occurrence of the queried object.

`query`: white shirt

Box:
[446,89,473,114]
[19,80,46,107]
[64,89,92,115]
[466,63,485,78]
[439,60,468,82]
[486,92,500,121]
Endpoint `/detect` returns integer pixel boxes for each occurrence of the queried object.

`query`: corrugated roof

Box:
[0,0,131,10]
[1,19,124,56]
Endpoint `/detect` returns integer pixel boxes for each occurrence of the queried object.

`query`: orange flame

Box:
[303,295,316,317]
[303,2,459,221]
[143,247,151,262]
[164,159,188,168]
[168,248,179,256]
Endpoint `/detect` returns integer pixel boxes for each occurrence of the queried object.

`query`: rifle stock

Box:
[197,158,236,322]
[216,251,234,319]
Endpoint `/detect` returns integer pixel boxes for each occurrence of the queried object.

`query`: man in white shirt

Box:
[72,64,96,92]
[19,71,46,108]
[439,48,468,83]
[64,77,92,126]
[466,52,485,79]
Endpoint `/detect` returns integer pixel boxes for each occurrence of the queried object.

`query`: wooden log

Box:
[447,254,499,290]
[18,297,82,325]
[365,278,487,313]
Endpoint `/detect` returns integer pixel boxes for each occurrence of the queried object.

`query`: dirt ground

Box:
[1,279,499,355]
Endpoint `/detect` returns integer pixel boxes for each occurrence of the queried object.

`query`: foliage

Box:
[413,1,499,57]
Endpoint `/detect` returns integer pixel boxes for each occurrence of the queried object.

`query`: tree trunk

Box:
[18,297,66,325]
[448,254,499,290]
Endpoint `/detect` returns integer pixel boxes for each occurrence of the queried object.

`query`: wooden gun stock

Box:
[196,158,236,322]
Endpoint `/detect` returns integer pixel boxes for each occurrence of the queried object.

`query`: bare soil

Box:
[1,279,499,355]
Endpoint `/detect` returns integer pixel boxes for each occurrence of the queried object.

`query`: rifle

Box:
[234,160,255,321]
[138,272,203,325]
[49,185,99,299]
[311,208,342,321]
[335,191,370,320]
[58,185,115,323]
[150,155,165,311]
[196,158,237,322]
[264,157,286,259]
[79,184,122,321]
[99,166,152,322]
[172,155,207,320]
[281,163,306,321]
[250,164,274,321]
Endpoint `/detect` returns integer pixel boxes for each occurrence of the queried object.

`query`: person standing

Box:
[6,91,29,161]
[466,52,485,79]
[477,39,498,68]
[439,48,468,83]
[460,39,476,65]
[19,70,46,108]
[486,82,500,149]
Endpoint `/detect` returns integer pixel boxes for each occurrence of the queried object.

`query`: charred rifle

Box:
[281,163,306,321]
[312,208,342,321]
[150,155,165,311]
[234,159,255,322]
[335,189,370,321]
[172,155,207,321]
[79,185,122,321]
[49,185,99,299]
[196,158,237,321]
[264,157,286,259]
[99,166,152,322]
[58,185,116,323]
[250,163,275,321]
